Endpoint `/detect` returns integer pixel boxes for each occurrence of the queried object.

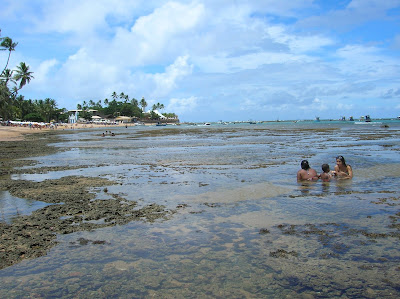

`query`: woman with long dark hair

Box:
[334,156,353,179]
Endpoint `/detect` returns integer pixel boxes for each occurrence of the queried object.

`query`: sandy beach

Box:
[0,126,48,141]
[0,122,141,141]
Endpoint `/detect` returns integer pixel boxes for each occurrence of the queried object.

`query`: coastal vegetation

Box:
[0,29,177,123]
[0,33,35,121]
[76,94,177,122]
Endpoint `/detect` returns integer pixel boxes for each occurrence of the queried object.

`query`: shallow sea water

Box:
[1,121,400,298]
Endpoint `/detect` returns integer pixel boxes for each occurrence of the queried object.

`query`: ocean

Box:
[1,120,400,298]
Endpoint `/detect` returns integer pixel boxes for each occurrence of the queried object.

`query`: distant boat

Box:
[349,116,354,121]
[204,122,211,126]
[315,117,320,122]
[354,115,381,125]
[156,122,166,126]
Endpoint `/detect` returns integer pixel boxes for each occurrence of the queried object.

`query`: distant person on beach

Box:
[320,164,333,182]
[297,160,319,181]
[334,156,353,179]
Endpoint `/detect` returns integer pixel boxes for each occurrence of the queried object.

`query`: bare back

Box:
[297,168,318,181]
[320,172,332,182]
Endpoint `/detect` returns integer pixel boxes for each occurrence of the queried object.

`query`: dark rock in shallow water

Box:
[0,133,174,270]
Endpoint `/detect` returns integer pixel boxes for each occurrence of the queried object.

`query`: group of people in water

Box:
[101,130,115,137]
[297,156,353,182]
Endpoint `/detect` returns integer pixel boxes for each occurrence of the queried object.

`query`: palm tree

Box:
[131,98,138,107]
[0,68,15,86]
[13,62,34,90]
[0,37,18,75]
[96,100,102,108]
[0,81,12,120]
[41,98,56,122]
[10,85,19,97]
[104,98,109,106]
[140,97,147,112]
[111,92,118,101]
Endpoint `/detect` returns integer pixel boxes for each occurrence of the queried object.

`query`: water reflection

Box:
[321,181,330,193]
[0,191,50,224]
[297,181,318,195]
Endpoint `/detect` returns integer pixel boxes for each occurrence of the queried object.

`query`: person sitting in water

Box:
[297,160,319,181]
[320,163,333,182]
[334,155,353,179]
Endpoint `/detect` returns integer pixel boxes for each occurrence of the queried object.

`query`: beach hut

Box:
[115,116,132,123]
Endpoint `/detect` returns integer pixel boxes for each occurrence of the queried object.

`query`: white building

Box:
[68,110,82,124]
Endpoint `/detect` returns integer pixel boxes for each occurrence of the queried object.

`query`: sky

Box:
[1,0,400,122]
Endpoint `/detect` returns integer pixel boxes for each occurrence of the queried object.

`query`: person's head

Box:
[322,164,330,173]
[336,155,346,166]
[301,160,310,170]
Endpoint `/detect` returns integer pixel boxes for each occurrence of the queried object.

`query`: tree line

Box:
[76,93,177,121]
[0,29,177,123]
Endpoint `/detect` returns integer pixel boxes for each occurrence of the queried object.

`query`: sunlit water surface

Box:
[1,121,400,298]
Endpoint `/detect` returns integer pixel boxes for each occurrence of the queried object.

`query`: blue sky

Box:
[1,0,400,122]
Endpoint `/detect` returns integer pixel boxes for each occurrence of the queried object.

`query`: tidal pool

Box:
[1,121,400,298]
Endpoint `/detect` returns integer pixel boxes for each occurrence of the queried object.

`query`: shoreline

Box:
[0,122,152,141]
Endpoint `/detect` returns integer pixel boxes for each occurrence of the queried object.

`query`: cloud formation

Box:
[1,0,400,121]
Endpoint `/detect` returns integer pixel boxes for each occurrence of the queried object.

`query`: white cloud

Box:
[32,59,58,85]
[151,55,193,96]
[52,48,122,100]
[107,1,205,67]
[266,26,334,53]
[2,0,400,121]
[297,97,330,112]
[167,96,198,114]
[336,102,354,111]
[32,0,139,35]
